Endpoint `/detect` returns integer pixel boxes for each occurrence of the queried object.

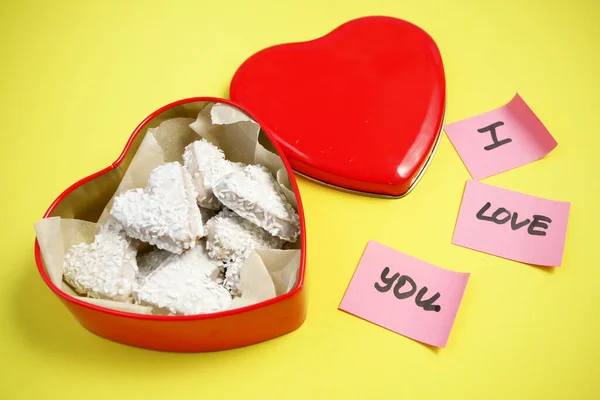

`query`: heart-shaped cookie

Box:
[110,162,204,254]
[133,244,231,316]
[213,165,300,241]
[205,209,285,294]
[183,139,246,210]
[230,16,446,197]
[63,219,138,301]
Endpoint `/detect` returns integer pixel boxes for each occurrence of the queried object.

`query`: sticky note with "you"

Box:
[339,241,470,348]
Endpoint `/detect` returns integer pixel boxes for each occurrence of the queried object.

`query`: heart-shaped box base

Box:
[34,98,307,352]
[231,16,446,198]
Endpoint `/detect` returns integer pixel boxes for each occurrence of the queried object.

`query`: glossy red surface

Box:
[34,97,307,352]
[230,16,446,197]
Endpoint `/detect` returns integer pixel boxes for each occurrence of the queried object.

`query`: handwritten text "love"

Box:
[476,202,552,236]
[374,267,442,312]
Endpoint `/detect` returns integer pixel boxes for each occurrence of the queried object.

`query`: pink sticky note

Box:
[444,93,557,180]
[339,241,470,348]
[453,181,571,266]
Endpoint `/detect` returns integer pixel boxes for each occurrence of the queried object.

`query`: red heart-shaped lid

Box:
[230,16,446,197]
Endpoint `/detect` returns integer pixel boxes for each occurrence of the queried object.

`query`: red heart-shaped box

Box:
[231,16,446,197]
[35,98,307,352]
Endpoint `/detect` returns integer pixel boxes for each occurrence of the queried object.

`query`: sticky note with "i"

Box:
[444,93,558,180]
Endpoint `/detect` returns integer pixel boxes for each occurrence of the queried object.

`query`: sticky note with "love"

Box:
[452,181,571,266]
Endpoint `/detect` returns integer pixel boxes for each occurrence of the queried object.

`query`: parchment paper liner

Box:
[35,101,301,315]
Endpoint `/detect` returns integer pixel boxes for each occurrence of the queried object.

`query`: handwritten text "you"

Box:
[374,267,442,312]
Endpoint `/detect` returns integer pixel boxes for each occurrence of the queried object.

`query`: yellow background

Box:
[1,0,599,398]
